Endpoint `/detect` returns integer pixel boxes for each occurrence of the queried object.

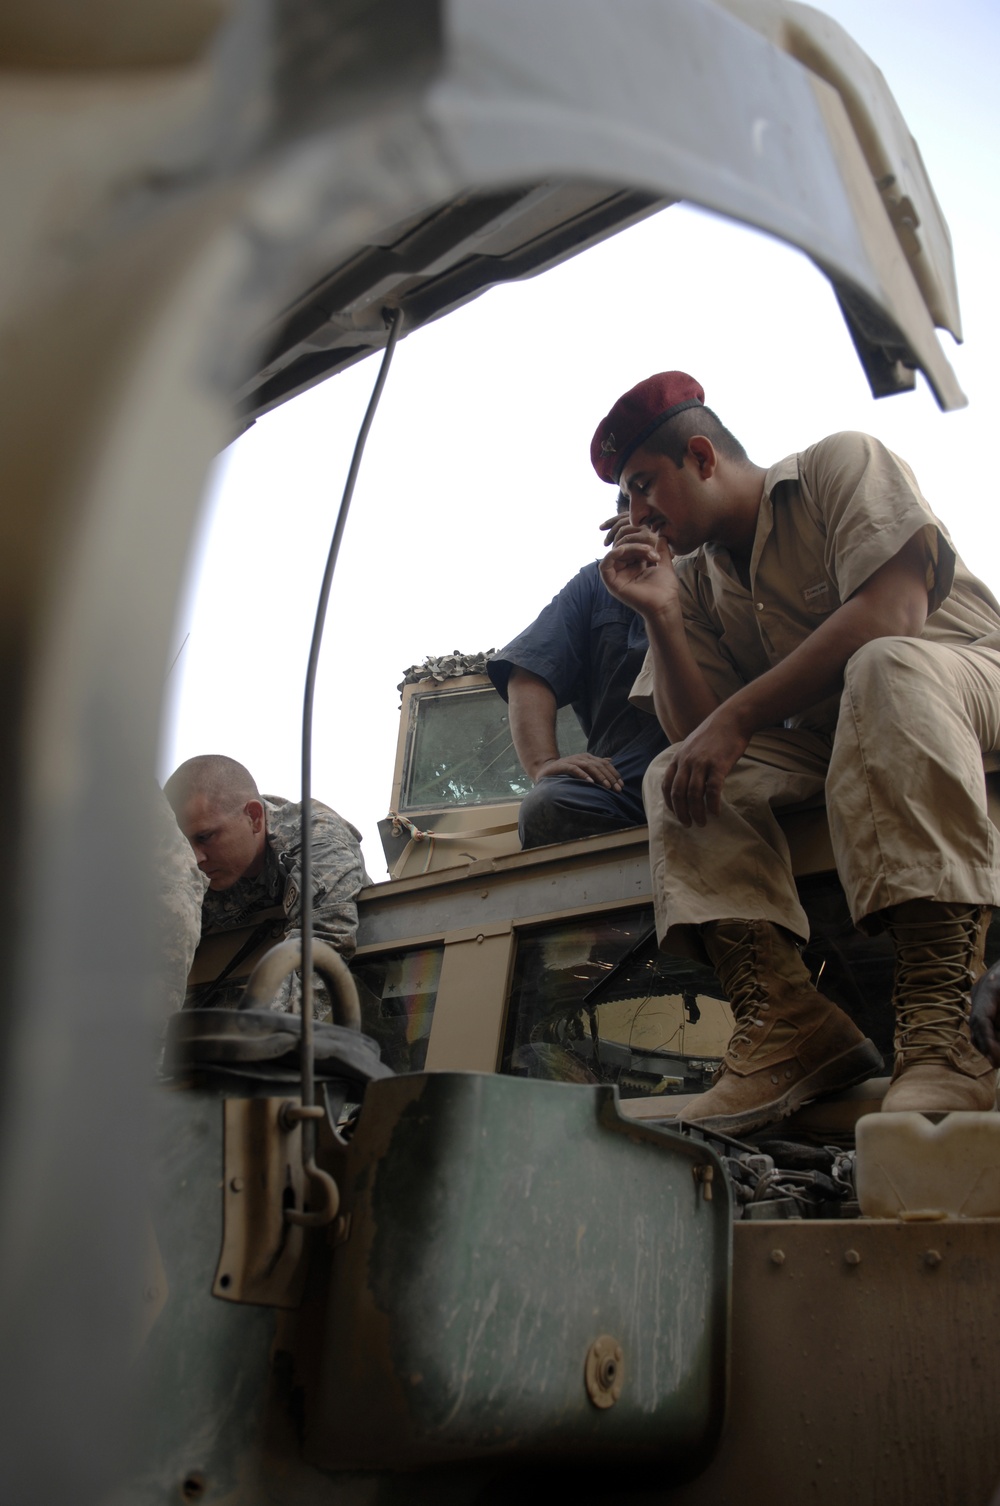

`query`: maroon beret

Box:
[590,371,705,484]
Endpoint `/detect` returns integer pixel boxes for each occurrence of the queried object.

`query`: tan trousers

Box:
[643,635,1000,958]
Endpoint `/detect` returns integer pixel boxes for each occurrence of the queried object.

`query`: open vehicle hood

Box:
[238,0,963,425]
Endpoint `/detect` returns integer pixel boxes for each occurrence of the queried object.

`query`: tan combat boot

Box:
[880,901,997,1114]
[677,918,883,1136]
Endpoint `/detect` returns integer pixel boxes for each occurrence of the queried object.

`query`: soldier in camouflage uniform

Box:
[165,755,368,1020]
[154,785,208,1018]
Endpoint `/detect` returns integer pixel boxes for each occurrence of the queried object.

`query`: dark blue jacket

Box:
[488,562,667,764]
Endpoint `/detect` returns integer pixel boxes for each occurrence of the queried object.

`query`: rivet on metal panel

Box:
[476,934,485,944]
[585,1335,624,1409]
[770,1248,786,1266]
[481,890,489,898]
[693,1163,715,1201]
[229,1176,244,1193]
[923,1249,942,1268]
[844,1249,862,1266]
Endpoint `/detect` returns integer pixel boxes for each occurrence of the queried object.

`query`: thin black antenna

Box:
[298,307,404,1211]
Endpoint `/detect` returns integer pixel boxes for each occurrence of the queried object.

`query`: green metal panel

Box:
[117,1087,277,1504]
[308,1073,731,1472]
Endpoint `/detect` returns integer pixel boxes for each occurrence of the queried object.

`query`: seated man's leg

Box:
[518,767,646,848]
[644,728,832,954]
[644,729,881,1134]
[829,635,1000,1112]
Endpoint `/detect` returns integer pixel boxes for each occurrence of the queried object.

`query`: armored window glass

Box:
[352,945,444,1074]
[401,684,585,810]
[501,906,733,1099]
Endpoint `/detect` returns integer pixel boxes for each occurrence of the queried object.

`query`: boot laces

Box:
[891,910,979,1066]
[716,936,768,1056]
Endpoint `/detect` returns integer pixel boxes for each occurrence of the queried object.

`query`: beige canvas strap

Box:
[387,812,519,881]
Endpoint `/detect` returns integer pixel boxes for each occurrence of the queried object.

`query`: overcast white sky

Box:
[162,0,1000,880]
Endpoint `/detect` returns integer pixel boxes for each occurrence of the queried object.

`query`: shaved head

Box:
[164,754,260,817]
[164,756,267,891]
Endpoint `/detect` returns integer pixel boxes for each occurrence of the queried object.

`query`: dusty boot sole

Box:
[679,1037,883,1138]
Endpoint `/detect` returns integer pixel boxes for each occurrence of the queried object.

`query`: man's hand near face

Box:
[602,527,749,823]
[598,510,632,549]
[599,519,722,755]
[599,522,680,619]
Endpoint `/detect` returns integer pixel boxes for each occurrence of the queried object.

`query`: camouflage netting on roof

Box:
[398,651,496,692]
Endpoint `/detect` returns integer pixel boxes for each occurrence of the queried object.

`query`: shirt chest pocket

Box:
[591,600,633,631]
[801,577,836,617]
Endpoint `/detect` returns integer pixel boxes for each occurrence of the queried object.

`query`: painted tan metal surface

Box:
[213,1097,310,1310]
[717,0,962,338]
[665,1219,1000,1506]
[423,924,515,1072]
[358,825,654,950]
[387,675,524,879]
[187,908,287,986]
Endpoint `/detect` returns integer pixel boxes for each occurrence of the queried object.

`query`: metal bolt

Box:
[770,1249,786,1266]
[279,1101,324,1131]
[693,1164,714,1201]
[476,933,485,944]
[585,1335,624,1408]
[481,889,489,898]
[844,1249,861,1266]
[923,1249,942,1268]
[229,1176,244,1193]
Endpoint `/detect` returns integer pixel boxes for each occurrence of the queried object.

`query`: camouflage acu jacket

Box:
[156,787,208,1019]
[186,796,368,1019]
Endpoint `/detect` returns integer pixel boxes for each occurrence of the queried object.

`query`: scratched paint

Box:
[315,1073,731,1467]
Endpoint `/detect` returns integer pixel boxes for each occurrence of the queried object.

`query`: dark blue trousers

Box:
[518,740,657,849]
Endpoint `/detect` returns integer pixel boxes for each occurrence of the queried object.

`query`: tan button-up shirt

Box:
[631,431,1000,734]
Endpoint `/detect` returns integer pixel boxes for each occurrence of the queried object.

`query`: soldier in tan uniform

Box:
[165,754,367,1017]
[593,371,1000,1131]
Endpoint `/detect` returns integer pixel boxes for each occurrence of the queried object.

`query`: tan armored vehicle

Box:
[1,4,997,1505]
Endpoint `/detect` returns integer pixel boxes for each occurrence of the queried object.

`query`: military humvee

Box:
[2,4,998,1505]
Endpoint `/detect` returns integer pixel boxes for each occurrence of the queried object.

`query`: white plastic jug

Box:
[856,1111,1000,1219]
